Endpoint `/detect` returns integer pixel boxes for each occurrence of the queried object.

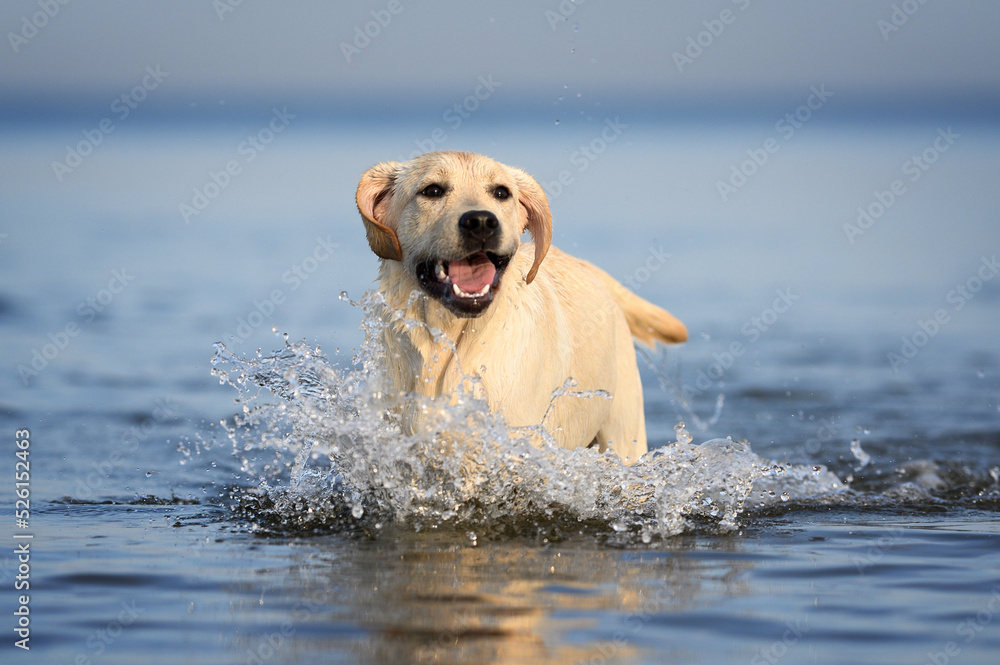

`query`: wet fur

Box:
[356,151,686,464]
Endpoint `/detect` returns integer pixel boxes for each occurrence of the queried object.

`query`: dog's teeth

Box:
[452,283,491,299]
[435,261,448,282]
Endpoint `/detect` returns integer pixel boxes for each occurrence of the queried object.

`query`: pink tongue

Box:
[448,252,496,293]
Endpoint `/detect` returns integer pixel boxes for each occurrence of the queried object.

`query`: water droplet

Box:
[673,421,692,445]
[780,492,790,502]
[977,368,986,378]
[554,119,560,125]
[351,504,364,519]
[339,291,349,301]
[850,438,871,470]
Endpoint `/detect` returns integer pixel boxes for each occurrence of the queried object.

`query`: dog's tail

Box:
[587,264,688,346]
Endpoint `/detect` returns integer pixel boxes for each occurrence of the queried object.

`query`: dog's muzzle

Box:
[414,211,512,317]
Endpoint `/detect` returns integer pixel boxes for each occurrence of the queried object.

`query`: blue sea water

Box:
[1,115,999,664]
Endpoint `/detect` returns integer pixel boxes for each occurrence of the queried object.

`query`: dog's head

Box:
[356,151,552,317]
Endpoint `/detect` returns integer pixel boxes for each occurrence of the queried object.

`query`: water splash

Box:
[638,345,724,432]
[209,290,845,542]
[850,438,872,470]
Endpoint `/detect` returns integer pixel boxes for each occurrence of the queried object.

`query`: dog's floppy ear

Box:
[511,168,552,284]
[356,161,403,261]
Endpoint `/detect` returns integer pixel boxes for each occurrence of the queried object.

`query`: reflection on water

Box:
[225,530,754,665]
[32,500,1000,665]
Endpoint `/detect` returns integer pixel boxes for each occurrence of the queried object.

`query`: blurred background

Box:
[5,1,999,115]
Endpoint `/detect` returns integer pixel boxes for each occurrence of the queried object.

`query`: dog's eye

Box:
[419,184,446,198]
[492,186,511,200]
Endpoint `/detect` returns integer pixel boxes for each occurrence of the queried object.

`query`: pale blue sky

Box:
[3,0,999,119]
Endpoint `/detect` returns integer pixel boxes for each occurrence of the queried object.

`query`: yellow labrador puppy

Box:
[356,151,686,464]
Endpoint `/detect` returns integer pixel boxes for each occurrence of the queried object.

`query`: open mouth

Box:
[415,251,512,317]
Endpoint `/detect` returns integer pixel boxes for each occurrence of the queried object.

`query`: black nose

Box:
[458,210,499,242]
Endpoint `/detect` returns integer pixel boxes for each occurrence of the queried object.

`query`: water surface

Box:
[1,119,998,664]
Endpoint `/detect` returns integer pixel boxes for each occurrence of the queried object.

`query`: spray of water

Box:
[205,290,846,542]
